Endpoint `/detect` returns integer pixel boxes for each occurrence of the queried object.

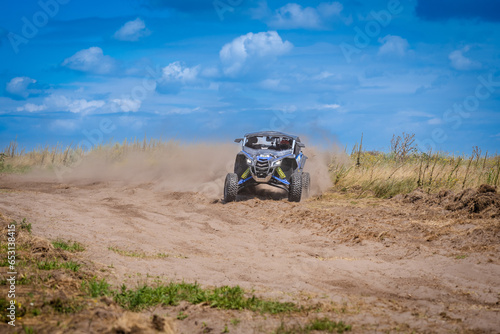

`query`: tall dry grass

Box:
[0,137,180,173]
[329,148,500,198]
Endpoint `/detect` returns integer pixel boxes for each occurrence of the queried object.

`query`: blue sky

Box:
[1,0,499,154]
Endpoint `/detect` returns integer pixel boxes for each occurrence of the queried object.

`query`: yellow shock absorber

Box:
[276,167,286,179]
[241,167,250,179]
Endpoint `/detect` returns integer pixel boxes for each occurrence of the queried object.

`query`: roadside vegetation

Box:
[0,136,179,173]
[331,133,499,198]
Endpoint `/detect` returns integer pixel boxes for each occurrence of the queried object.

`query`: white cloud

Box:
[270,3,322,29]
[15,91,147,114]
[17,102,47,112]
[449,46,482,71]
[6,76,36,98]
[161,61,199,83]
[64,99,105,114]
[111,98,142,112]
[378,35,409,56]
[62,47,117,74]
[16,95,105,114]
[46,94,105,113]
[266,2,344,30]
[319,104,341,110]
[114,18,150,41]
[156,61,201,94]
[220,31,293,76]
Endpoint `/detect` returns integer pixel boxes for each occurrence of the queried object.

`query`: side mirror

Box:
[296,142,305,148]
[234,138,243,143]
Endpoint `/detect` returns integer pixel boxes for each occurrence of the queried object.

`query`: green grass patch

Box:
[52,239,85,252]
[81,277,112,297]
[274,317,352,334]
[79,279,300,315]
[19,218,32,233]
[37,260,81,272]
[113,282,298,313]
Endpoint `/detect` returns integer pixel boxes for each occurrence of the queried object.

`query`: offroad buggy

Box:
[223,131,310,202]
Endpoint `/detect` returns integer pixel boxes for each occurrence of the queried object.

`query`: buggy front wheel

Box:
[288,172,303,202]
[223,173,238,203]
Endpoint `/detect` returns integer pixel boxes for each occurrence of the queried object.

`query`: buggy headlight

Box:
[246,158,252,165]
[272,160,282,166]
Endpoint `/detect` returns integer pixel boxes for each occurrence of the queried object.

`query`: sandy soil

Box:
[0,173,499,333]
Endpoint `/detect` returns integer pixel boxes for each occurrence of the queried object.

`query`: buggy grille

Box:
[255,158,270,178]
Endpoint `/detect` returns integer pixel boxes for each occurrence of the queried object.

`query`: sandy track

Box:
[1,176,499,332]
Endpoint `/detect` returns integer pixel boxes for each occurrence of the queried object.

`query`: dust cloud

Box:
[24,142,342,199]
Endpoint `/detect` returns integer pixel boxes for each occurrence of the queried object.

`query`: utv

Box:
[223,131,310,202]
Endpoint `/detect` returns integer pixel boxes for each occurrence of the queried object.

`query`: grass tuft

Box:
[113,281,298,313]
[274,317,352,334]
[19,218,32,233]
[52,239,85,252]
[37,260,81,272]
[81,277,112,297]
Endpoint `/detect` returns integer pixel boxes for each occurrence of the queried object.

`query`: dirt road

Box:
[0,175,499,333]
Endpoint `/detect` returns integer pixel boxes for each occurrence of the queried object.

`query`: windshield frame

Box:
[243,135,295,152]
